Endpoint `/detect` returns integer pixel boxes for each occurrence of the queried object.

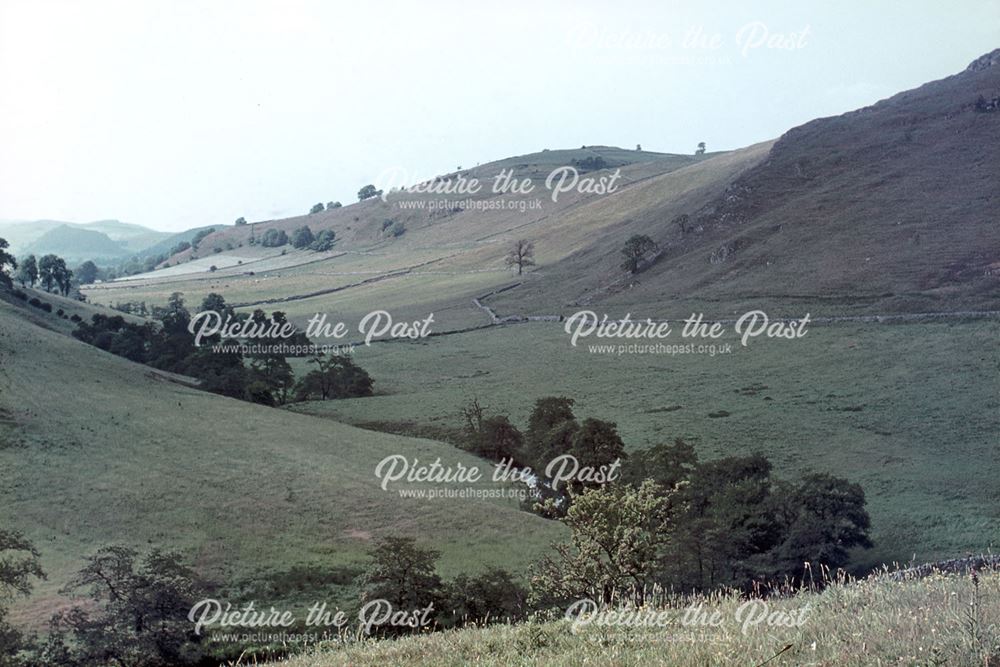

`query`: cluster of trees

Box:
[11,254,74,295]
[460,396,873,595]
[357,537,527,636]
[308,201,342,214]
[358,184,382,201]
[71,292,373,406]
[254,226,336,252]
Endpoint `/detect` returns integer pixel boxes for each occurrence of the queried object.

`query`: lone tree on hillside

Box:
[358,184,382,201]
[327,201,342,210]
[505,239,536,275]
[235,217,247,225]
[620,234,659,274]
[309,203,324,215]
[672,213,691,235]
[695,141,706,155]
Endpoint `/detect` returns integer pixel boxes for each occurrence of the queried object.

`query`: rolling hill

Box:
[0,292,563,630]
[81,52,999,328]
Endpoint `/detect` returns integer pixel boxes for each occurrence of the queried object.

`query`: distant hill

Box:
[0,219,213,264]
[23,225,128,262]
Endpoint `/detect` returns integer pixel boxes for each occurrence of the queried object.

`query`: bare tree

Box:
[505,239,536,275]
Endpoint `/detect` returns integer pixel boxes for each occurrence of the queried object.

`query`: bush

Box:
[309,203,324,215]
[70,314,82,322]
[28,297,40,307]
[261,229,289,247]
[387,221,406,238]
[291,226,315,249]
[12,289,26,300]
[310,229,336,251]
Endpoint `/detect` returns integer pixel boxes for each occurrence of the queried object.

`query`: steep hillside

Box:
[493,49,1000,317]
[0,299,562,628]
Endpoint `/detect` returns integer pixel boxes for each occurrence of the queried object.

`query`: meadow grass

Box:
[272,569,1000,666]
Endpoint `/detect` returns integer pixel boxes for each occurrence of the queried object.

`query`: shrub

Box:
[310,229,336,251]
[291,226,315,249]
[261,229,289,247]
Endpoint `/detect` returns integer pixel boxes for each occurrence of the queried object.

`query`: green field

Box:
[289,317,1000,570]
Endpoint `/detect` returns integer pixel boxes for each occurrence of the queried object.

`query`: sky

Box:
[1,0,998,232]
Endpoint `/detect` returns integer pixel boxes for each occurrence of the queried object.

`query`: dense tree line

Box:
[461,396,872,594]
[71,292,373,406]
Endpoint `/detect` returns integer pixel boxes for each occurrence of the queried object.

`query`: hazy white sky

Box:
[1,0,998,232]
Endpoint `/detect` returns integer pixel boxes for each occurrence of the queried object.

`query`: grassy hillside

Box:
[0,298,563,629]
[277,569,1000,666]
[288,317,1000,570]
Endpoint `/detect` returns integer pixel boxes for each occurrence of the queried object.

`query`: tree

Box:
[291,225,315,249]
[444,568,528,626]
[294,353,374,400]
[568,418,626,485]
[234,217,247,225]
[523,396,578,471]
[15,254,37,288]
[261,228,288,247]
[695,142,706,155]
[358,537,442,634]
[0,239,16,288]
[76,260,99,285]
[622,438,697,490]
[326,201,342,210]
[767,473,873,575]
[357,184,382,201]
[309,203,324,215]
[310,229,336,251]
[530,481,677,607]
[619,234,659,274]
[636,143,642,151]
[0,529,45,661]
[38,254,70,293]
[672,213,691,235]
[505,239,535,275]
[469,415,524,464]
[50,546,205,667]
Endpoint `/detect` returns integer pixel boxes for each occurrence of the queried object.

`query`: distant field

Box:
[289,317,1000,570]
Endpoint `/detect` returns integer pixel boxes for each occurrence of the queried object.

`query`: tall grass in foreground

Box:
[253,568,999,667]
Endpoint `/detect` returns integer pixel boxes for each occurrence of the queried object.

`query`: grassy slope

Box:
[280,570,1000,666]
[289,319,1000,570]
[0,299,563,628]
[80,144,765,334]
